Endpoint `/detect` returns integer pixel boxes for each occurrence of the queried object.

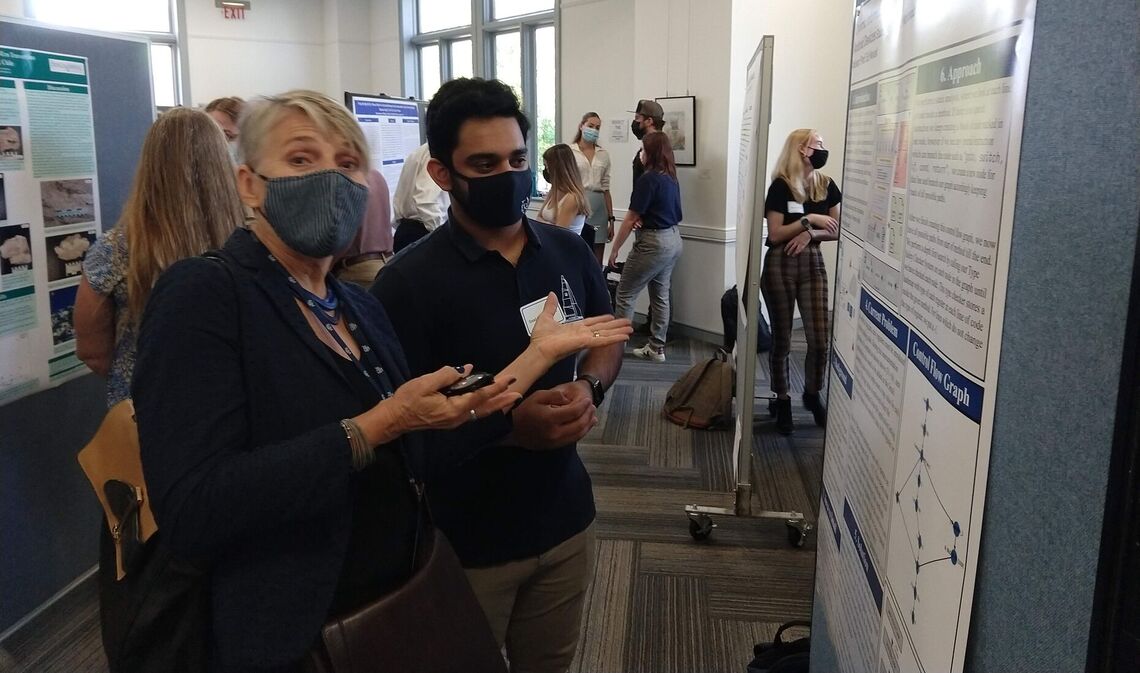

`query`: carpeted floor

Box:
[571,334,822,673]
[0,334,824,673]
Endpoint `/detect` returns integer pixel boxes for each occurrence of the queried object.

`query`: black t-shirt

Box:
[763,176,842,247]
[371,216,611,567]
[632,149,645,186]
[630,172,683,229]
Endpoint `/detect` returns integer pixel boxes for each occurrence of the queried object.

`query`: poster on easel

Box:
[0,46,99,406]
[813,1,1035,671]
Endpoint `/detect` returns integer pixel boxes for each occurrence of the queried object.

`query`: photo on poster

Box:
[0,125,24,158]
[40,178,96,227]
[0,222,33,274]
[0,173,7,221]
[44,229,95,282]
[49,283,78,347]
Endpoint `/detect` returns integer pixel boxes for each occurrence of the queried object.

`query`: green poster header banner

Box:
[0,48,88,86]
[23,81,88,95]
[916,37,1018,94]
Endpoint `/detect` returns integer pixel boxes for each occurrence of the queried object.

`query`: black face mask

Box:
[450,169,533,229]
[542,168,551,184]
[809,148,829,170]
[631,120,647,140]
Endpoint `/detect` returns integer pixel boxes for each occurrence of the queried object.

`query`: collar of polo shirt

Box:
[445,212,545,262]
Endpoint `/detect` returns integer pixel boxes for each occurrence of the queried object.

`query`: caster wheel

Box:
[688,514,715,541]
[787,522,807,548]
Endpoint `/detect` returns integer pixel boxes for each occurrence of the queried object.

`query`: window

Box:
[27,0,184,108]
[405,0,556,195]
[492,0,554,21]
[419,44,442,102]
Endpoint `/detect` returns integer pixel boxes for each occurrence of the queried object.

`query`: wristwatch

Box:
[607,215,617,223]
[577,373,605,406]
[801,216,812,232]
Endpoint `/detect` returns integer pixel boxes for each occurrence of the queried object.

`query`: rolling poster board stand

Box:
[683,36,813,548]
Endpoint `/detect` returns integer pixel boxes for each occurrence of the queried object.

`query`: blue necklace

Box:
[267,253,395,400]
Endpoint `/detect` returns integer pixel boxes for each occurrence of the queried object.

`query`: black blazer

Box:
[132,228,420,671]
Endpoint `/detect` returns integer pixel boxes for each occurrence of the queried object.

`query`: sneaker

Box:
[632,343,666,362]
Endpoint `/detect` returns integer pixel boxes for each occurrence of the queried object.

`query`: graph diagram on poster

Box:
[884,361,980,672]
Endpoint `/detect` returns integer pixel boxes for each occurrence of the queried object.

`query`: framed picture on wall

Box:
[655,96,696,166]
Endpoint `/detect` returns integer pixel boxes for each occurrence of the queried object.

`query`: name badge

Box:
[519,296,566,336]
[787,202,805,214]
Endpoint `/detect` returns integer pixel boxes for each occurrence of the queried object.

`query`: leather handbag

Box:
[78,399,209,673]
[311,525,508,673]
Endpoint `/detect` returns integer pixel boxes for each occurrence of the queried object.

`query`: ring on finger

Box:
[469,409,478,421]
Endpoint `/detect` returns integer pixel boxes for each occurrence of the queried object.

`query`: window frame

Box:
[24,0,190,110]
[401,0,559,195]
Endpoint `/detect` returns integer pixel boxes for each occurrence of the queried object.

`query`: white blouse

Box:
[570,142,612,192]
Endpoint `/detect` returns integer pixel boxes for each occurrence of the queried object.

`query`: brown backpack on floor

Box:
[663,349,735,430]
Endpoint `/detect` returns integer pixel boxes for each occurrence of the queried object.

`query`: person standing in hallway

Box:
[75,107,245,407]
[392,142,450,252]
[629,98,665,185]
[335,168,394,287]
[608,131,683,363]
[372,77,630,673]
[569,112,615,264]
[205,96,245,162]
[537,144,590,236]
[760,128,841,435]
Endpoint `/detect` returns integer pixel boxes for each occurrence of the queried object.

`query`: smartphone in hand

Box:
[442,372,495,397]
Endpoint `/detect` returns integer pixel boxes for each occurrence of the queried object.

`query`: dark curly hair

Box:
[426,78,531,168]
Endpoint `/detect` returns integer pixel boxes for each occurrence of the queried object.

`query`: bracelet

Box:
[340,418,375,471]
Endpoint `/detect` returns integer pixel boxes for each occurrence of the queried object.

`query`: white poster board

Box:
[813,1,1036,671]
[0,46,100,405]
[347,94,424,215]
[730,36,774,484]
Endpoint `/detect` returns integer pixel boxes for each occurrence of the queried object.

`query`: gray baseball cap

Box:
[629,99,664,119]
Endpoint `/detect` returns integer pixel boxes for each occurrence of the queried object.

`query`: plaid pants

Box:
[759,244,829,396]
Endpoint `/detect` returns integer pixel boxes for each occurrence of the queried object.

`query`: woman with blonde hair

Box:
[537,143,591,235]
[129,90,629,670]
[570,112,615,263]
[76,107,246,406]
[760,128,841,434]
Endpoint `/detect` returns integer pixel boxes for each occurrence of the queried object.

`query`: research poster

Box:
[349,95,424,216]
[814,1,1035,672]
[0,47,99,406]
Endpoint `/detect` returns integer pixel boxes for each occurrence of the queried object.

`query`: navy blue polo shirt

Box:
[629,171,682,230]
[371,215,611,567]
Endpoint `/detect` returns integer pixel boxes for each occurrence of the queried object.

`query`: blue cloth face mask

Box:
[582,127,600,144]
[255,169,368,258]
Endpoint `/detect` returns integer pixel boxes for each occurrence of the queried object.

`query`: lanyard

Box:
[267,253,397,400]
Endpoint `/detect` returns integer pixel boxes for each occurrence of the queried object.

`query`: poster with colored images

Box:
[812,1,1036,672]
[0,47,99,406]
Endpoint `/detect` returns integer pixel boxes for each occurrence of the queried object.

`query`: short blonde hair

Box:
[238,89,370,171]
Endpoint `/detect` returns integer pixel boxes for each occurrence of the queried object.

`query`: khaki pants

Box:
[464,524,595,673]
[335,257,386,288]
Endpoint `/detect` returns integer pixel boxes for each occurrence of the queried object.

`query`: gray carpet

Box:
[0,334,824,673]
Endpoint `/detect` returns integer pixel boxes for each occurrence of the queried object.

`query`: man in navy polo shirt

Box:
[371,78,624,672]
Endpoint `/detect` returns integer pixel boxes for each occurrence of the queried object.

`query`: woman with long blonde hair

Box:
[760,128,841,434]
[76,107,245,406]
[537,143,591,235]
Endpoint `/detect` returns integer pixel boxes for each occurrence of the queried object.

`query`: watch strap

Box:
[578,373,605,406]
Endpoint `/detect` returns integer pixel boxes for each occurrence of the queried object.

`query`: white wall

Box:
[0,0,24,18]
[725,0,855,308]
[371,0,403,96]
[184,0,327,105]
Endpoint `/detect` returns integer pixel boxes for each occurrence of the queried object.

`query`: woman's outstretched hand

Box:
[529,292,632,362]
[387,365,521,432]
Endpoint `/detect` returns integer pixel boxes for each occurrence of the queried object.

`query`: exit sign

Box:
[223,7,246,19]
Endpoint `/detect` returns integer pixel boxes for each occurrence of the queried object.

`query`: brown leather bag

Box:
[308,525,508,673]
[663,349,735,430]
[77,399,158,580]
